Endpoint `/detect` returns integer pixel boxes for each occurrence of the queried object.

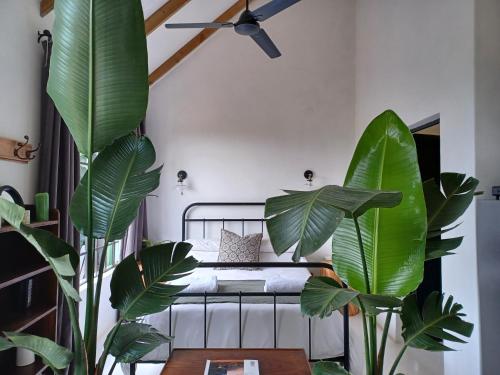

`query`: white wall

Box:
[355,1,479,375]
[146,0,356,258]
[0,1,53,200]
[475,0,500,196]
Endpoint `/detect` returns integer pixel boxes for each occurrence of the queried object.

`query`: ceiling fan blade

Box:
[251,0,301,21]
[250,29,281,59]
[165,22,233,29]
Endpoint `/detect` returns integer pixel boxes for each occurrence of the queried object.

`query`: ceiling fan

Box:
[165,0,302,59]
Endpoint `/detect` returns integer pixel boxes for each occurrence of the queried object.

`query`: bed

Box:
[133,203,350,373]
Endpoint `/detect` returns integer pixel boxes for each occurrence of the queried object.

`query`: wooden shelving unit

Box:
[0,207,60,374]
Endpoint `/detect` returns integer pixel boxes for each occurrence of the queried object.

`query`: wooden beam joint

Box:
[149,0,250,85]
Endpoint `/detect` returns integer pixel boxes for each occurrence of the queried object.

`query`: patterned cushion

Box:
[216,229,263,270]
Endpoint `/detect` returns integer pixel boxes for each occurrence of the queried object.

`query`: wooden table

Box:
[160,349,312,375]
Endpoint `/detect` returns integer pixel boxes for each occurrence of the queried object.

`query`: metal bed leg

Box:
[308,318,312,361]
[239,292,242,349]
[169,305,172,355]
[343,304,350,371]
[273,293,277,349]
[204,292,208,348]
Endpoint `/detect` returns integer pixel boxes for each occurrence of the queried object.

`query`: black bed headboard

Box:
[181,202,266,241]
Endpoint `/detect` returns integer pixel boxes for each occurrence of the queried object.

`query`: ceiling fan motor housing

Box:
[235,10,260,35]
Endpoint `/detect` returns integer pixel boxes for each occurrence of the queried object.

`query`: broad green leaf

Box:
[3,332,73,372]
[424,173,478,262]
[47,0,149,156]
[0,199,80,301]
[0,337,14,351]
[312,361,351,375]
[332,110,427,296]
[426,223,461,239]
[265,185,402,261]
[352,294,402,316]
[110,242,198,319]
[401,292,473,351]
[300,277,358,318]
[426,237,463,260]
[70,135,161,240]
[425,173,479,233]
[107,322,170,363]
[0,197,24,227]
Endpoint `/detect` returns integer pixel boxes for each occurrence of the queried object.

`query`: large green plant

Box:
[265,110,478,375]
[0,0,198,374]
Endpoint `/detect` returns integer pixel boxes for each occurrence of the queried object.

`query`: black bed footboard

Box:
[130,262,350,374]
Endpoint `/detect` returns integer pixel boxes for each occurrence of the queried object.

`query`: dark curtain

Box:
[122,121,149,259]
[38,34,80,359]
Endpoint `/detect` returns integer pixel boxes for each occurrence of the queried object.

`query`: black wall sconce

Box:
[304,170,314,187]
[176,170,188,195]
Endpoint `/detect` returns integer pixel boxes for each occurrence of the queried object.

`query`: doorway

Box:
[411,115,441,302]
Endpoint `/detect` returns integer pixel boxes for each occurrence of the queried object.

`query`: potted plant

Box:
[264,110,479,375]
[0,0,198,374]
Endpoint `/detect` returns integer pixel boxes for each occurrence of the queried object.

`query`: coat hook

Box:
[14,135,40,161]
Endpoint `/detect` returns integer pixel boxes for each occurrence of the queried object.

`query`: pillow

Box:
[216,229,263,270]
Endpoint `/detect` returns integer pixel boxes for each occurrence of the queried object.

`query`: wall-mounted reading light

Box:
[304,170,314,187]
[176,170,188,195]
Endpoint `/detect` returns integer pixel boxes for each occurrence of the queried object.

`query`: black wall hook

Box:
[14,135,40,161]
[37,29,52,44]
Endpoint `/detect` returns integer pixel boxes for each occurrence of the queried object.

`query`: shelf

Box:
[0,265,51,290]
[1,304,57,332]
[6,357,48,375]
[0,220,59,234]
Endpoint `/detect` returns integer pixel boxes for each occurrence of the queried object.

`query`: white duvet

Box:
[141,245,345,362]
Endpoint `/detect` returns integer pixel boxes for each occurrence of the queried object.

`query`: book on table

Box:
[204,359,259,375]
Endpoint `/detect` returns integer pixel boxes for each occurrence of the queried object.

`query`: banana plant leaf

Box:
[300,277,359,318]
[425,237,463,260]
[332,110,427,297]
[0,337,13,351]
[106,322,170,363]
[0,199,80,301]
[265,185,402,261]
[351,294,402,316]
[425,173,479,233]
[401,292,473,351]
[312,361,351,375]
[110,242,198,319]
[70,134,161,240]
[47,0,149,156]
[423,173,479,260]
[0,332,73,372]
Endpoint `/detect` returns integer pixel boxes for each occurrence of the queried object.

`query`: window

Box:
[79,155,123,285]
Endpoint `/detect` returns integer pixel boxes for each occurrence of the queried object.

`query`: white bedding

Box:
[141,240,345,362]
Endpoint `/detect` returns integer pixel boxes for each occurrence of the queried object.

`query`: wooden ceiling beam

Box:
[145,0,191,35]
[149,0,249,86]
[40,0,189,37]
[40,0,54,17]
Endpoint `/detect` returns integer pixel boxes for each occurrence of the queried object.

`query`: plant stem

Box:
[108,359,117,375]
[357,299,373,375]
[377,311,392,375]
[388,345,407,375]
[369,316,377,375]
[354,217,377,374]
[89,239,110,373]
[65,292,89,375]
[84,0,96,371]
[353,217,371,294]
[96,319,124,375]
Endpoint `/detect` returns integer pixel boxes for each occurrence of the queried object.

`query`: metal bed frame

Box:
[130,202,350,374]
